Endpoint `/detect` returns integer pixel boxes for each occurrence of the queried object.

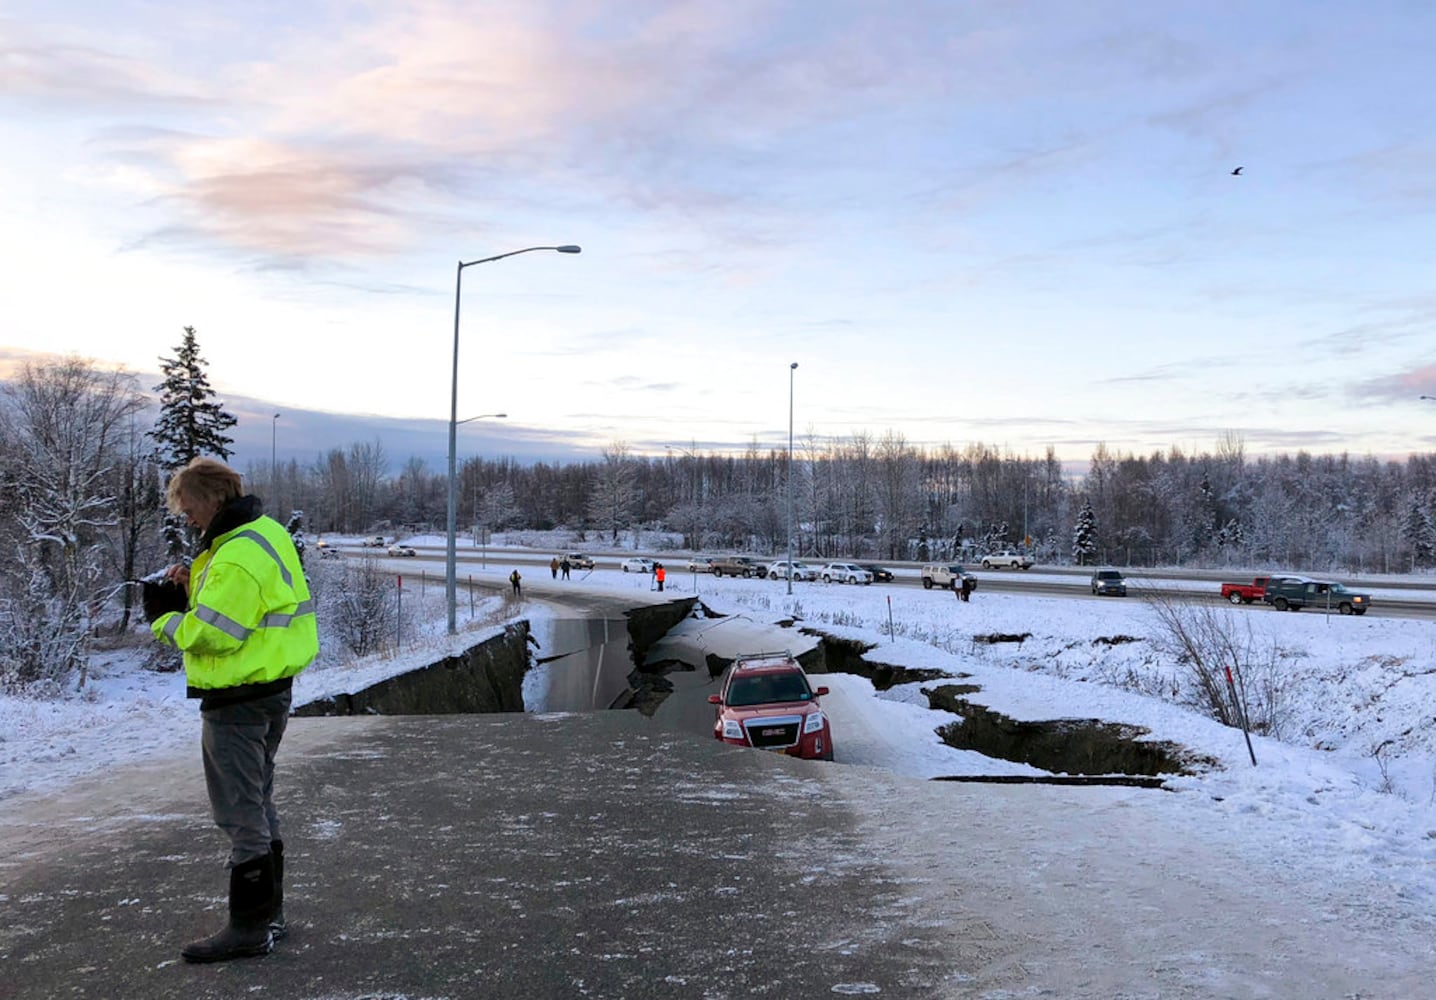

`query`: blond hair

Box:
[165,457,243,515]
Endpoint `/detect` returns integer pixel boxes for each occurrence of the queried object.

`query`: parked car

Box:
[387,544,416,557]
[318,545,343,560]
[562,553,595,570]
[1090,569,1127,597]
[981,550,1034,570]
[820,562,873,585]
[858,563,894,583]
[1221,575,1284,605]
[361,535,386,547]
[921,564,975,590]
[1263,577,1371,615]
[710,556,760,578]
[619,557,655,574]
[708,653,833,761]
[765,560,818,581]
[686,557,715,573]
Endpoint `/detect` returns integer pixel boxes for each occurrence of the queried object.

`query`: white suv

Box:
[765,560,818,581]
[820,562,873,585]
[921,564,975,590]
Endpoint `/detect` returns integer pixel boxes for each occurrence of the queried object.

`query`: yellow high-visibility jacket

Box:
[152,511,317,694]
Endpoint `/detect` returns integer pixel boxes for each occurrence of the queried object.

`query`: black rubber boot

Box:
[269,839,287,941]
[181,854,275,963]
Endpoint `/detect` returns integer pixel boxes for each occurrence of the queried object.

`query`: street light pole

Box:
[458,412,506,562]
[271,412,280,513]
[787,361,798,596]
[447,245,580,635]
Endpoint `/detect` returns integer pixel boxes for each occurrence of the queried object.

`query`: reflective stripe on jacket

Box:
[151,515,318,691]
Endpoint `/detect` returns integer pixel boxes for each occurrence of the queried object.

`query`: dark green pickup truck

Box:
[1262,577,1371,615]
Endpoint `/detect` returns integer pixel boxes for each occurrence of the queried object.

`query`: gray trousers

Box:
[201,690,292,867]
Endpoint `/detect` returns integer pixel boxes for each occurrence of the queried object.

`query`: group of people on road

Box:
[548,556,574,580]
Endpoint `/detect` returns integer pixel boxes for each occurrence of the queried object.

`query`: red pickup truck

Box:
[1220,576,1276,604]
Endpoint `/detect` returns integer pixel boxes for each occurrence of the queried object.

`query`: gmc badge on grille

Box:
[762,728,782,737]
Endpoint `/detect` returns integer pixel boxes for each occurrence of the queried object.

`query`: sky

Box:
[3,1,1436,468]
[4,541,1433,991]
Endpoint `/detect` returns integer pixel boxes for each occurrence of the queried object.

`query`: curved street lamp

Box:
[787,361,798,596]
[447,246,580,635]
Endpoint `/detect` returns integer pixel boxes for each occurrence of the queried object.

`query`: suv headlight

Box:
[803,711,826,734]
[722,719,744,740]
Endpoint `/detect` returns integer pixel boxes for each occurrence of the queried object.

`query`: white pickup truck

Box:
[981,550,1034,570]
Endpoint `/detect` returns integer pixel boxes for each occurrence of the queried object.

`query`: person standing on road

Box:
[655,562,666,592]
[144,457,318,964]
[560,558,571,580]
[550,557,559,579]
[510,568,522,596]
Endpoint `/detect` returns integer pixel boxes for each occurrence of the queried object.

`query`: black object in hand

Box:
[141,579,187,623]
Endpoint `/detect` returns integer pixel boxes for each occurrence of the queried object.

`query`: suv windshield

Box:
[726,673,812,707]
[1097,571,1122,580]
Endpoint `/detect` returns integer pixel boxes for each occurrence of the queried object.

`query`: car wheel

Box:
[1091,586,1099,595]
[822,574,832,583]
[1338,603,1353,615]
[847,576,856,584]
[1228,592,1244,605]
[922,578,933,589]
[1273,598,1289,611]
[982,560,992,569]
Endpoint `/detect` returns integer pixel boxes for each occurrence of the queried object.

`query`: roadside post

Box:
[396,574,403,650]
[1224,664,1257,766]
[887,595,895,642]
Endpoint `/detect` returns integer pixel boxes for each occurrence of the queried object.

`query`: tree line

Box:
[6,335,1436,692]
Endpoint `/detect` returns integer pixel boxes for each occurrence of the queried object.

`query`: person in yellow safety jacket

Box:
[145,457,317,965]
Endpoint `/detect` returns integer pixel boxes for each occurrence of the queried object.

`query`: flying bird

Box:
[1231,166,1244,175]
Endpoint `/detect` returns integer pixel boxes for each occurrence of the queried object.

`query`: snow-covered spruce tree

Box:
[0,358,146,691]
[149,326,236,467]
[148,326,237,556]
[1072,498,1099,566]
[1401,498,1434,570]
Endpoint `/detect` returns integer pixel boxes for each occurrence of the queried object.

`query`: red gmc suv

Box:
[708,653,834,761]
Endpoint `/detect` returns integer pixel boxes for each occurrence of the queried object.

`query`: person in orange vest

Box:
[654,562,666,592]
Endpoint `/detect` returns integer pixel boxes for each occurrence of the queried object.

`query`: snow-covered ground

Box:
[3,536,1434,939]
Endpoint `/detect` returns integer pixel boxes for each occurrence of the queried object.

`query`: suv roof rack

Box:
[733,651,796,669]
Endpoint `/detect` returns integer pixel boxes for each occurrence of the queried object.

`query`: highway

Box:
[323,542,1436,619]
